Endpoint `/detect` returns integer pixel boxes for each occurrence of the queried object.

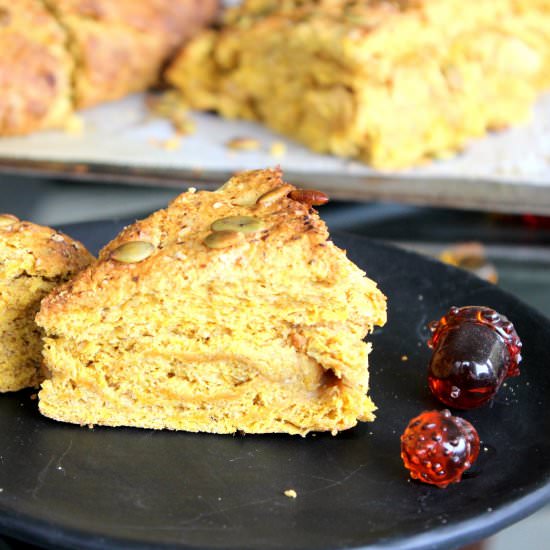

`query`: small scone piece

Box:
[166,0,550,168]
[36,169,387,435]
[0,215,94,392]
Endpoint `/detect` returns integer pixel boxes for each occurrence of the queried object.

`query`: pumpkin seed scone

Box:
[0,215,94,392]
[166,0,550,169]
[36,169,387,435]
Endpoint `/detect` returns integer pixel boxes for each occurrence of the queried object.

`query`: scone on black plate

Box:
[0,215,94,392]
[36,169,387,435]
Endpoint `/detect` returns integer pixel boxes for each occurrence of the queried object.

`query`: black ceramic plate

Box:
[1,221,549,550]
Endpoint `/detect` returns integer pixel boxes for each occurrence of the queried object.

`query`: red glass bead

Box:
[427,306,522,409]
[401,409,480,488]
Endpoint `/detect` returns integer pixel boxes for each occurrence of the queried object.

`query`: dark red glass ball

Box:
[427,306,522,409]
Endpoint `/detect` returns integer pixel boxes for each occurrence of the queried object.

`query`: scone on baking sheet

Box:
[0,215,94,392]
[44,0,220,109]
[0,0,219,136]
[166,0,550,169]
[36,168,387,435]
[0,0,73,135]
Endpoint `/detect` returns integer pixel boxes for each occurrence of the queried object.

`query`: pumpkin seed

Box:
[203,231,244,249]
[111,241,155,263]
[256,185,292,206]
[0,214,19,227]
[211,215,264,234]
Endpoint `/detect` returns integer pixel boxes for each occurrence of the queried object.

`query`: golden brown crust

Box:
[37,168,387,434]
[40,168,385,329]
[0,217,94,392]
[0,219,93,278]
[46,0,220,109]
[0,0,73,135]
[0,0,219,134]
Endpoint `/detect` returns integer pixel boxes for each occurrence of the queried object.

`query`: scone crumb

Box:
[64,115,84,135]
[188,187,197,194]
[270,141,286,158]
[161,136,182,151]
[149,136,183,151]
[401,355,408,361]
[284,489,297,499]
[147,91,196,135]
[226,137,260,151]
[30,393,38,400]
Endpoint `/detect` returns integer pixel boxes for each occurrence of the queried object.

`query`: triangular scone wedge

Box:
[36,169,386,435]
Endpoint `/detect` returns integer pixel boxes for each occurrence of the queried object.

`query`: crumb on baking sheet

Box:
[64,114,84,135]
[161,136,182,151]
[147,91,196,135]
[226,137,261,151]
[148,136,182,151]
[270,141,286,158]
[401,355,408,362]
[284,489,297,499]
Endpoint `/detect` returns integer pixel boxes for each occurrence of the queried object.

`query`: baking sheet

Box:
[0,93,549,214]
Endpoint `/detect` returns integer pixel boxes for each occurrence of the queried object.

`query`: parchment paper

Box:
[0,93,549,213]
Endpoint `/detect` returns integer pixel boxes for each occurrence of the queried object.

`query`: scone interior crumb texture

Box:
[36,168,387,435]
[166,0,550,168]
[0,216,94,392]
[0,0,219,135]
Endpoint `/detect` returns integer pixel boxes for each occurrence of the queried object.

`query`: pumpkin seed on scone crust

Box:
[0,219,94,392]
[36,168,386,435]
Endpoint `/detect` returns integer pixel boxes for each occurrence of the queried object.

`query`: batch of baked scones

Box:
[2,0,550,168]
